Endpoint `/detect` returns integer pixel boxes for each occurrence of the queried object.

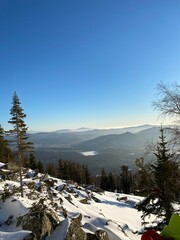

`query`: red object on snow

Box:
[141,230,164,240]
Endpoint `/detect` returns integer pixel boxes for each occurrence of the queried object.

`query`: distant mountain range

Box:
[28,125,163,174]
[29,124,156,148]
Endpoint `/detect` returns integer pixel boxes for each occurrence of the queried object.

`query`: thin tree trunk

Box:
[18,152,24,197]
[17,127,24,197]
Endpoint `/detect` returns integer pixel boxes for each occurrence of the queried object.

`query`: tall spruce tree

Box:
[137,127,180,230]
[8,92,33,197]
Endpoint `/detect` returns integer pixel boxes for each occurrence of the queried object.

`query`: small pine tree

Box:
[100,168,108,190]
[0,125,14,163]
[37,160,45,173]
[84,165,91,185]
[120,165,131,194]
[46,162,56,176]
[57,159,65,179]
[137,127,180,230]
[29,153,37,170]
[134,157,153,195]
[8,92,33,197]
[107,172,115,192]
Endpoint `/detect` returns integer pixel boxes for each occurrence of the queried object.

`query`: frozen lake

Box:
[81,151,97,156]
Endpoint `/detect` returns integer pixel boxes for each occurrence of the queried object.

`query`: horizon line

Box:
[28,123,162,133]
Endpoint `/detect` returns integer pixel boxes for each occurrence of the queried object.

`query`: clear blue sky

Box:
[1,0,180,131]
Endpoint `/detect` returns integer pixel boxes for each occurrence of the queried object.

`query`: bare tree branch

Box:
[153,82,180,120]
[153,82,180,146]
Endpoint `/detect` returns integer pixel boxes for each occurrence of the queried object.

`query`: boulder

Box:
[65,214,109,240]
[17,206,60,240]
[65,214,86,240]
[95,229,110,240]
[87,230,110,240]
[79,198,89,204]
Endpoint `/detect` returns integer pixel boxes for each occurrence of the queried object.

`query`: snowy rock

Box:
[65,213,110,240]
[17,202,60,240]
[0,168,144,240]
[0,162,5,168]
[87,229,110,240]
[65,213,86,240]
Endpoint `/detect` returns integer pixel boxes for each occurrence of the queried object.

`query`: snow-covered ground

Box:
[0,168,145,240]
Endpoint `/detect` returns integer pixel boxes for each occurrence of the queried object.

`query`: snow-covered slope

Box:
[0,168,144,240]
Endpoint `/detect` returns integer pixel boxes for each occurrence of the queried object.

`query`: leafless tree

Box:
[153,82,180,119]
[153,82,180,146]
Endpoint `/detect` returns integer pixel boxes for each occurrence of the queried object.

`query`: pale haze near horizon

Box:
[0,1,180,131]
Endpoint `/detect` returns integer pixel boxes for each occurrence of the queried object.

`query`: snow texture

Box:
[0,168,147,240]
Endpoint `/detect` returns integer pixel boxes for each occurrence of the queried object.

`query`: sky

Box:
[0,0,180,131]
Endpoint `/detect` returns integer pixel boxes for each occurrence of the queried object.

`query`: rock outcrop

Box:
[87,229,110,240]
[65,213,86,240]
[65,213,109,240]
[17,199,60,240]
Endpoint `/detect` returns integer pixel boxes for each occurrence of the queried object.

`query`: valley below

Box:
[29,125,161,174]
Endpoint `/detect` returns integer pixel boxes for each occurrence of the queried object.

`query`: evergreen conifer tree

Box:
[29,153,37,170]
[0,125,14,163]
[37,160,45,173]
[8,92,33,197]
[100,168,108,190]
[84,165,91,185]
[46,162,56,176]
[137,127,180,230]
[108,172,115,192]
[120,165,131,194]
[134,157,153,195]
